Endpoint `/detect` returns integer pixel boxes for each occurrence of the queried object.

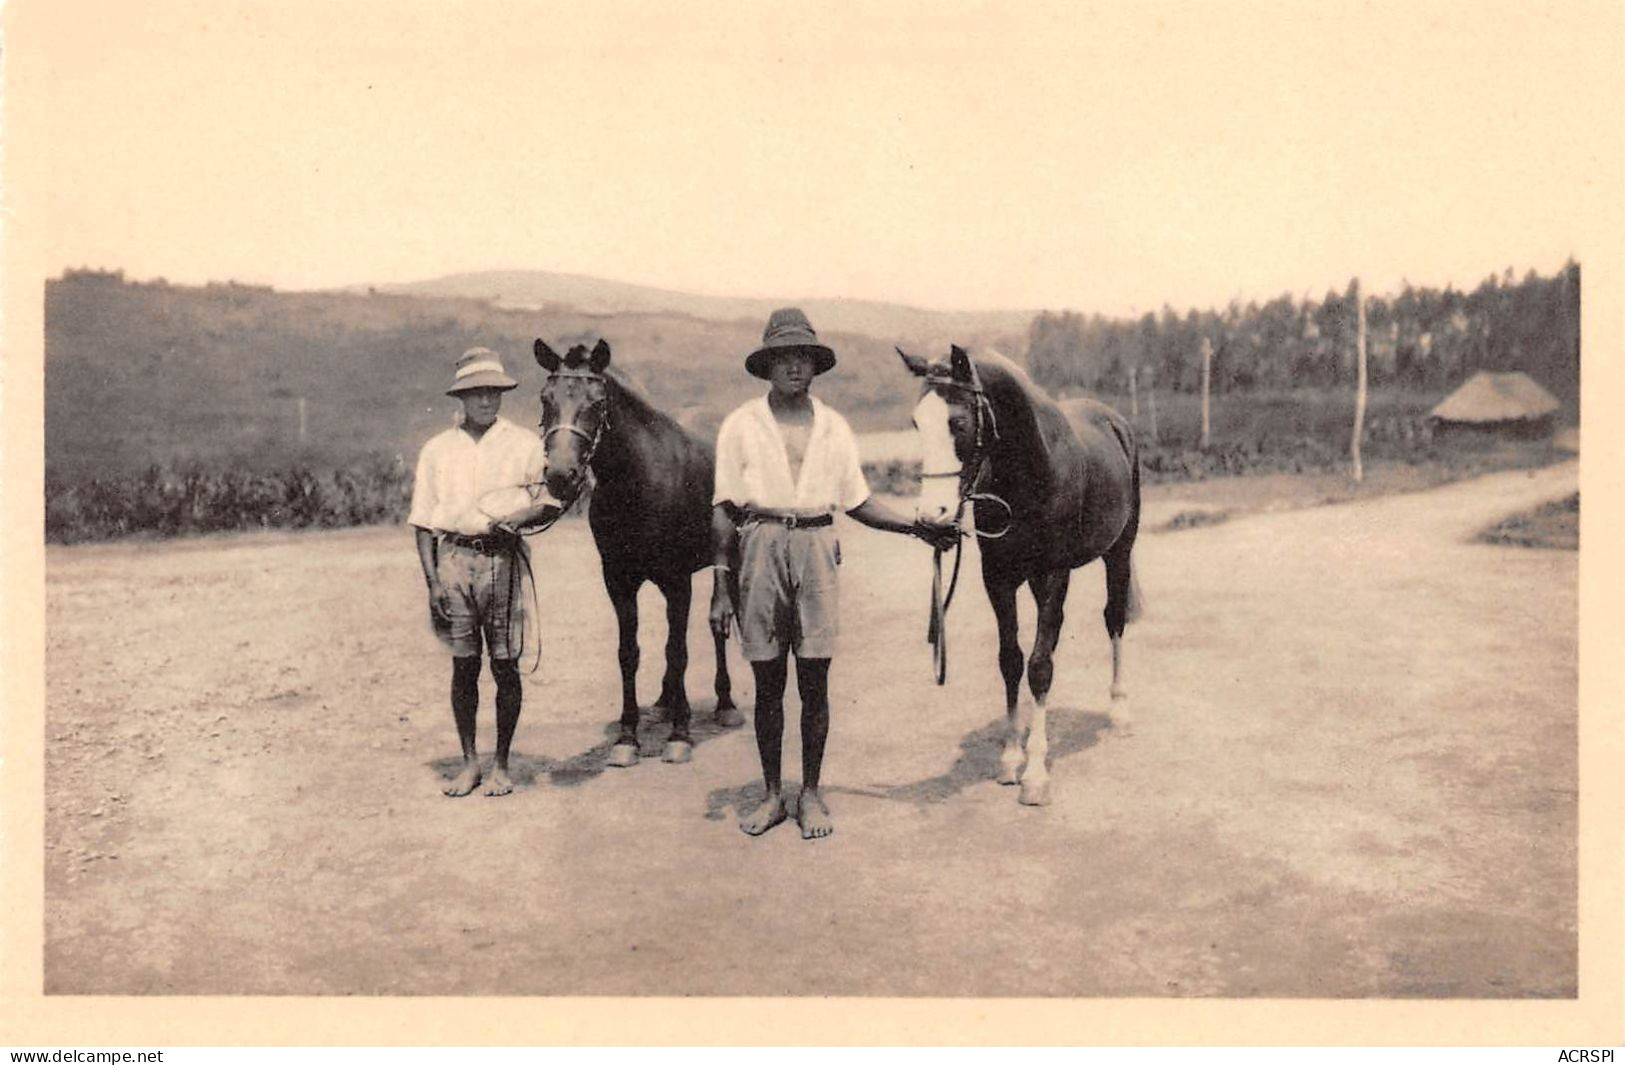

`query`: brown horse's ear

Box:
[589,339,612,373]
[896,346,930,377]
[949,345,973,382]
[534,339,561,371]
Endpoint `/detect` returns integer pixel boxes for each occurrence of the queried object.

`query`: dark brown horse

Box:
[899,345,1142,805]
[534,338,743,767]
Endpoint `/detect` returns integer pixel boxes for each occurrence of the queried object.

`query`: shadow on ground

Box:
[855,707,1112,805]
[430,701,747,788]
[702,706,1113,819]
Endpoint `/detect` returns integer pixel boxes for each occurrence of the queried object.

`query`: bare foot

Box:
[443,762,481,797]
[483,767,513,796]
[798,789,834,840]
[739,791,788,836]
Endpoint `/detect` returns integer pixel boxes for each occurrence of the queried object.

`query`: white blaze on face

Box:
[913,389,961,522]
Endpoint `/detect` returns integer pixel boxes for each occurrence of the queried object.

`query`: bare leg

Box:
[984,575,1025,785]
[795,657,833,839]
[443,655,482,797]
[1021,570,1071,806]
[740,655,790,836]
[484,657,521,795]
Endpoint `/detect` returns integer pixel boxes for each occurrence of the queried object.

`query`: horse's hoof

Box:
[1019,780,1052,806]
[662,740,693,764]
[714,705,746,728]
[608,743,641,768]
[996,762,1023,786]
[1111,688,1129,703]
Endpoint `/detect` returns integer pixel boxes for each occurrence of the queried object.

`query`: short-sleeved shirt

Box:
[712,395,870,514]
[408,416,549,535]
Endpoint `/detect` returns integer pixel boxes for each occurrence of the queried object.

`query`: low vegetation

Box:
[1479,492,1579,550]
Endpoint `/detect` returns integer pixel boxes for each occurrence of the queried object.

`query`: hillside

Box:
[44,274,946,480]
[364,269,1035,352]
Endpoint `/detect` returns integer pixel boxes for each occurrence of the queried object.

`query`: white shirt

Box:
[408,416,549,535]
[712,395,870,513]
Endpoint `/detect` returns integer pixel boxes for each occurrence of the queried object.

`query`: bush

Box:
[45,454,414,543]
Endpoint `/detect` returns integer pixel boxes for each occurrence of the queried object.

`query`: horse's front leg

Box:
[603,567,643,767]
[984,572,1025,786]
[654,574,694,762]
[1020,569,1072,806]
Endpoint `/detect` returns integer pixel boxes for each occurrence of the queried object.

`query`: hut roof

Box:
[1429,371,1561,423]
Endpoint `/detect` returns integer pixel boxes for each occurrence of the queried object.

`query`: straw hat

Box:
[446,347,518,395]
[745,307,837,379]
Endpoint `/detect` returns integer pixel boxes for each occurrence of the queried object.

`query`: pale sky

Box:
[15,0,1621,316]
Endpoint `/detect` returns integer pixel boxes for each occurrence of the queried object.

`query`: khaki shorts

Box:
[436,540,526,660]
[736,522,841,661]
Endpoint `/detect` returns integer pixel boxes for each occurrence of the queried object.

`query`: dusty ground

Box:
[44,462,1577,996]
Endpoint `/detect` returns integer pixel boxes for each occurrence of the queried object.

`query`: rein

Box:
[921,360,1012,685]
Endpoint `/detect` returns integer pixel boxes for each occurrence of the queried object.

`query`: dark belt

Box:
[441,532,521,554]
[740,509,834,529]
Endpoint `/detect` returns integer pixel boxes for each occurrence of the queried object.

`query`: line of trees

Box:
[1026,262,1580,402]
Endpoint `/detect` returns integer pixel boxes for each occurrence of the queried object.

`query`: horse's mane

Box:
[555,345,696,444]
[969,350,1061,419]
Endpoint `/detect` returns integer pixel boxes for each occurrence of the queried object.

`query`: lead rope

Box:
[926,491,1012,685]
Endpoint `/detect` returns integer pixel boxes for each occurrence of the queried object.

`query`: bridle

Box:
[920,358,1013,685]
[539,368,612,500]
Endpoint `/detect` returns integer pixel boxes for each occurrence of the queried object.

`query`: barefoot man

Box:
[409,347,561,797]
[709,309,956,839]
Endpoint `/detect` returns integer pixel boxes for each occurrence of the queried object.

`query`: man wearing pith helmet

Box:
[409,347,561,797]
[709,308,956,839]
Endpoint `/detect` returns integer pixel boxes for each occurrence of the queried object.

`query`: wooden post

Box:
[297,396,308,445]
[1128,366,1139,420]
[1199,337,1213,449]
[1351,280,1368,482]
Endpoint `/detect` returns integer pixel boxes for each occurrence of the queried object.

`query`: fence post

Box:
[1351,279,1368,482]
[1146,367,1160,445]
[298,396,308,445]
[1199,337,1213,449]
[1128,365,1139,420]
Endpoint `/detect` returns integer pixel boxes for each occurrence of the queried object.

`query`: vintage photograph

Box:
[5,0,1621,1042]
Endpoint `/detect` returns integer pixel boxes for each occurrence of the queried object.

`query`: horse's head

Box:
[534,337,612,501]
[898,344,997,521]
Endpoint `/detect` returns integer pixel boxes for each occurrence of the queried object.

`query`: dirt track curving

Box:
[44,462,1578,996]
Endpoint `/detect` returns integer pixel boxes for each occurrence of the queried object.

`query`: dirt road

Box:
[44,462,1577,996]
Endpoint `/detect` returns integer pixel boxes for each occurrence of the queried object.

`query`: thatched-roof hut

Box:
[1429,371,1561,438]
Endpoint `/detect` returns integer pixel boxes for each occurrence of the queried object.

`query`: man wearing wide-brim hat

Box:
[709,308,956,839]
[409,347,561,798]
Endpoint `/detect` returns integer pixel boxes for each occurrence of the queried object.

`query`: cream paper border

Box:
[3,0,1622,1046]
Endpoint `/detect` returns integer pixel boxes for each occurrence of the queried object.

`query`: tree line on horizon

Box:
[1024,262,1581,404]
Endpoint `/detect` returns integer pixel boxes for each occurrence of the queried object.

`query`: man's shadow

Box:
[702,706,1113,819]
[429,702,745,789]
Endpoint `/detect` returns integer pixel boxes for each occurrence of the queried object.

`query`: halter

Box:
[919,357,1012,685]
[539,369,612,496]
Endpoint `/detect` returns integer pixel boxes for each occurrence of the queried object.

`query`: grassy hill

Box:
[366,269,1035,352]
[45,273,952,480]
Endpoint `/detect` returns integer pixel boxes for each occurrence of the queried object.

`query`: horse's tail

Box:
[1126,565,1146,624]
[1123,426,1146,624]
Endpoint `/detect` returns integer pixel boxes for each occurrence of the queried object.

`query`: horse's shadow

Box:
[837,706,1113,807]
[701,706,1114,819]
[428,703,743,789]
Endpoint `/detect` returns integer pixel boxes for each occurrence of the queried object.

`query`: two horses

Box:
[532,337,1141,804]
